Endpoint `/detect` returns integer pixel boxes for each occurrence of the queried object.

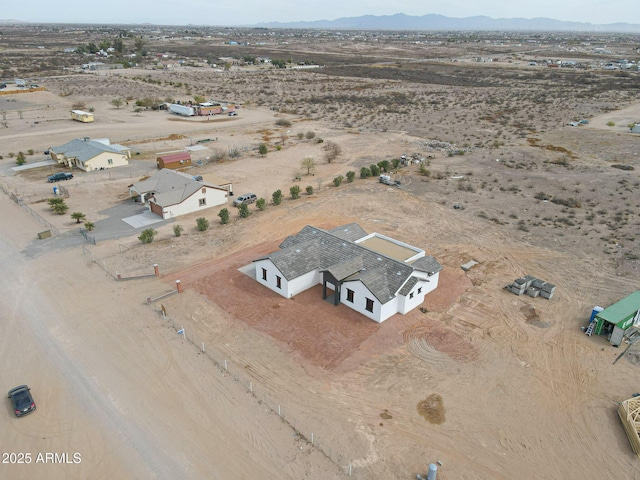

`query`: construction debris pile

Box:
[505,275,555,300]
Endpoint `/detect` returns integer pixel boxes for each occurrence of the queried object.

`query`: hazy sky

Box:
[10,0,639,26]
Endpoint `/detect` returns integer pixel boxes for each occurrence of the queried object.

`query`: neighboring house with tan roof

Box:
[253,223,442,323]
[49,137,130,171]
[129,169,229,219]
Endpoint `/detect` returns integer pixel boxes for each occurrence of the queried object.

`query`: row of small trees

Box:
[47,198,95,231]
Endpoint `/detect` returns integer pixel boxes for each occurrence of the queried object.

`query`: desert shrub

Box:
[218,208,230,224]
[258,144,268,156]
[392,158,401,169]
[296,132,304,140]
[606,121,615,127]
[272,190,283,205]
[173,225,183,237]
[377,160,390,172]
[360,167,372,179]
[238,204,250,218]
[305,130,316,140]
[306,185,314,195]
[551,197,582,208]
[138,228,156,243]
[15,152,26,165]
[275,118,292,127]
[534,192,552,201]
[346,171,356,183]
[333,175,344,187]
[290,185,301,199]
[196,217,209,231]
[256,198,266,210]
[370,164,380,176]
[27,149,34,155]
[419,164,431,177]
[8,152,14,158]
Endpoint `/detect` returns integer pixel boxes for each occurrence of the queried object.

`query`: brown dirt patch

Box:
[417,394,446,424]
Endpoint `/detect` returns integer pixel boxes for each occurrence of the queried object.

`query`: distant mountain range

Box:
[257,13,640,33]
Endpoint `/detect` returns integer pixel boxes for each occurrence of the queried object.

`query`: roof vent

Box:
[396,271,402,275]
[377,257,382,261]
[342,242,347,246]
[295,249,301,253]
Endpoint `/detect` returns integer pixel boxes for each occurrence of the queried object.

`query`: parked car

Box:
[8,385,36,417]
[0,83,7,90]
[228,111,238,116]
[47,172,73,182]
[233,193,257,206]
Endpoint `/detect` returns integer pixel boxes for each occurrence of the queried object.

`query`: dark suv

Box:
[47,172,73,182]
[8,385,36,417]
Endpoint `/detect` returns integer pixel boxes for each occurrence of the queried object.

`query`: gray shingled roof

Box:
[132,169,222,207]
[411,256,443,275]
[256,224,441,305]
[51,138,126,164]
[398,276,420,296]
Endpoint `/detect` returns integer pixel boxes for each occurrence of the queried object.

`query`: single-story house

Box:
[591,291,640,346]
[49,137,130,171]
[156,152,192,170]
[129,169,229,219]
[253,223,442,323]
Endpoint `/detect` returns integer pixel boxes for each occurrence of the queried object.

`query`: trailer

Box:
[169,104,196,117]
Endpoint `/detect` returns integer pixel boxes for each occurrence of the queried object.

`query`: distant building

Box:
[156,152,192,170]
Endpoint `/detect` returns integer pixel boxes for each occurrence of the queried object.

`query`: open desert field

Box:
[1,25,640,479]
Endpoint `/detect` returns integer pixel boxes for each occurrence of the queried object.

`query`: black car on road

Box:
[47,172,73,182]
[8,385,36,417]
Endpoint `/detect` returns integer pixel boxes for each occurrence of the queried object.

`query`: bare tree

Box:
[324,141,342,163]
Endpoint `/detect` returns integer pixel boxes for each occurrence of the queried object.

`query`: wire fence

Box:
[154,305,356,477]
[0,180,60,236]
[79,239,357,476]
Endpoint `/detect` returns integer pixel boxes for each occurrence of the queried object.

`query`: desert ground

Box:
[1,26,640,479]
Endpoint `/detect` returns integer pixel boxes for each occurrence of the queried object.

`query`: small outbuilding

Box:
[156,152,192,170]
[591,291,640,346]
[71,110,94,123]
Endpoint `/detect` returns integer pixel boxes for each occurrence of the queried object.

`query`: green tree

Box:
[113,38,124,54]
[218,208,230,224]
[370,164,381,176]
[301,156,316,175]
[256,198,266,211]
[360,167,372,179]
[258,144,268,157]
[53,203,69,215]
[173,225,183,237]
[134,36,145,55]
[196,217,209,231]
[306,185,314,195]
[84,221,95,231]
[238,204,250,218]
[99,39,111,50]
[15,151,26,165]
[87,42,99,54]
[392,158,401,169]
[48,197,65,208]
[333,175,344,187]
[71,212,86,224]
[111,98,124,109]
[138,228,156,243]
[272,190,283,205]
[290,185,301,199]
[346,171,356,183]
[378,160,390,172]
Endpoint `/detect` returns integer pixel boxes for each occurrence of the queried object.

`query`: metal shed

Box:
[592,291,640,346]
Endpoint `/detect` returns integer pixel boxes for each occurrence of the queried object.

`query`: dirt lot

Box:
[1,29,640,479]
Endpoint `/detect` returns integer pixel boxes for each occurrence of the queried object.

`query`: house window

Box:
[261,268,267,281]
[365,298,374,312]
[276,276,282,289]
[346,289,354,303]
[107,159,113,165]
[410,292,414,299]
[418,287,422,294]
[199,198,206,207]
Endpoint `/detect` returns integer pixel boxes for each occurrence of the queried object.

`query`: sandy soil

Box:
[1,77,640,480]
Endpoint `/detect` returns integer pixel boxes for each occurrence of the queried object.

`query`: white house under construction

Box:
[252,223,442,323]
